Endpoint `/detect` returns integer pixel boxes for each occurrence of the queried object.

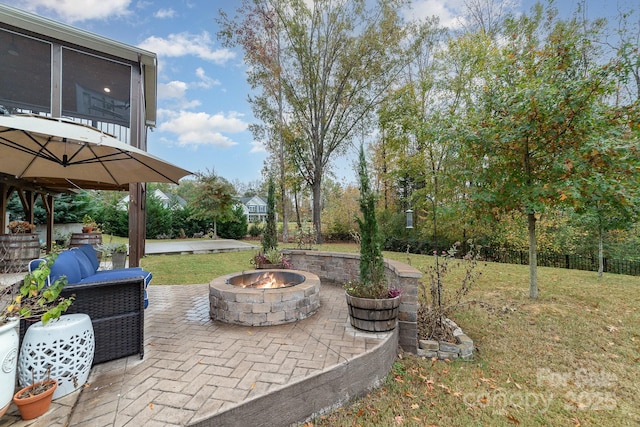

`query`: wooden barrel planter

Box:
[69,233,103,262]
[0,233,41,272]
[345,293,401,332]
[69,232,102,249]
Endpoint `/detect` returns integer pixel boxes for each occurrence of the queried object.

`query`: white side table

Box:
[18,313,95,399]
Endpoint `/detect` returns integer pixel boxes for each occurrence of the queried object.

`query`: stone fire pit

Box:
[209,269,321,326]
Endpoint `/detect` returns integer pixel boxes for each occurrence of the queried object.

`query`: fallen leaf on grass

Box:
[506,414,520,424]
[394,415,404,425]
[439,384,451,394]
[572,417,581,426]
[411,404,420,409]
[607,325,619,333]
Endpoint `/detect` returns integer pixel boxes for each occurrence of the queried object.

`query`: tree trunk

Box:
[294,189,302,228]
[312,180,322,244]
[598,226,604,277]
[281,187,288,243]
[528,213,538,299]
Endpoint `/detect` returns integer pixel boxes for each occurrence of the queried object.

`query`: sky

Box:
[0,0,634,187]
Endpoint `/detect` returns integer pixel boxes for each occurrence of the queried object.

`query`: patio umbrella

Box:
[0,114,191,191]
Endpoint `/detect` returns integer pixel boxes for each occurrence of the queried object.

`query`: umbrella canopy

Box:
[0,114,191,191]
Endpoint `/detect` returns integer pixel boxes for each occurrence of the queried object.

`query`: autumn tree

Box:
[188,169,236,238]
[218,0,410,243]
[464,4,617,298]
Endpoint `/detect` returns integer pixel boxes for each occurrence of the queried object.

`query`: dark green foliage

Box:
[356,145,386,297]
[8,190,100,225]
[262,176,277,252]
[218,205,249,239]
[171,205,207,238]
[98,199,128,237]
[146,193,173,239]
[248,223,264,237]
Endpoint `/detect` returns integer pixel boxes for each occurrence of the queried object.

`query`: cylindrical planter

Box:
[69,232,103,261]
[13,379,57,420]
[18,314,95,399]
[0,319,19,418]
[111,251,127,269]
[345,293,400,332]
[0,233,40,272]
[69,232,102,249]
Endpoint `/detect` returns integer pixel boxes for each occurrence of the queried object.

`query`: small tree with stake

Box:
[262,175,278,252]
[345,144,392,299]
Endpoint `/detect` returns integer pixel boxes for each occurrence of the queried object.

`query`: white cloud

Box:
[194,67,220,89]
[249,140,267,153]
[138,32,236,64]
[12,0,132,23]
[158,80,188,100]
[154,8,175,19]
[404,0,467,28]
[157,110,247,148]
[157,81,201,110]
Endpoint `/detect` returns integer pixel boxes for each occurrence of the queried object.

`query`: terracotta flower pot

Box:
[12,379,57,420]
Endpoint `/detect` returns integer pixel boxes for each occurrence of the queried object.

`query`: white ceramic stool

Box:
[18,313,95,399]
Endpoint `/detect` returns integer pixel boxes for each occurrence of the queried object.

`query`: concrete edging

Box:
[191,327,399,427]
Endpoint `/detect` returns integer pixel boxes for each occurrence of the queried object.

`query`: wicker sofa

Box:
[19,244,150,364]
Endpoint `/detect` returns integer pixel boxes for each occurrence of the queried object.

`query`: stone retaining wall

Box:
[418,319,474,360]
[283,250,421,354]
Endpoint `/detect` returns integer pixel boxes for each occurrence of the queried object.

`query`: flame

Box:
[245,272,287,289]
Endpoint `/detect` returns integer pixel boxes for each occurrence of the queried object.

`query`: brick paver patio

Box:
[2,282,396,427]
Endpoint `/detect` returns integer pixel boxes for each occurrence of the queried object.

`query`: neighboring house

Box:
[119,189,186,210]
[238,196,268,223]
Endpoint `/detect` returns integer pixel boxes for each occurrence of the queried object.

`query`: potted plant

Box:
[12,370,57,420]
[81,215,99,233]
[344,145,402,332]
[250,248,292,269]
[0,254,74,418]
[98,242,128,269]
[8,221,36,234]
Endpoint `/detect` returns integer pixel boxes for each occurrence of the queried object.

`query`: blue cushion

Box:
[71,247,97,278]
[49,250,82,284]
[76,244,100,271]
[89,268,152,287]
[79,268,152,308]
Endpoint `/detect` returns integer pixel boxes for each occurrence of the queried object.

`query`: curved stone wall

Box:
[283,250,421,353]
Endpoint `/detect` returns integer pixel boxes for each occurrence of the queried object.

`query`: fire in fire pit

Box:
[210,269,320,326]
[226,271,304,289]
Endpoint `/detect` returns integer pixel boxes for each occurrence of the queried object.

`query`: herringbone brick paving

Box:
[0,279,393,427]
[63,282,387,426]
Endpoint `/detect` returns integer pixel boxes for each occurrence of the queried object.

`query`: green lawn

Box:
[140,244,640,426]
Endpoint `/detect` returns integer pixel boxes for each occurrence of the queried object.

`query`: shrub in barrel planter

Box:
[344,145,402,332]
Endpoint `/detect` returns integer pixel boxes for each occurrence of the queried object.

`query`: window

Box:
[0,29,51,113]
[62,48,131,127]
